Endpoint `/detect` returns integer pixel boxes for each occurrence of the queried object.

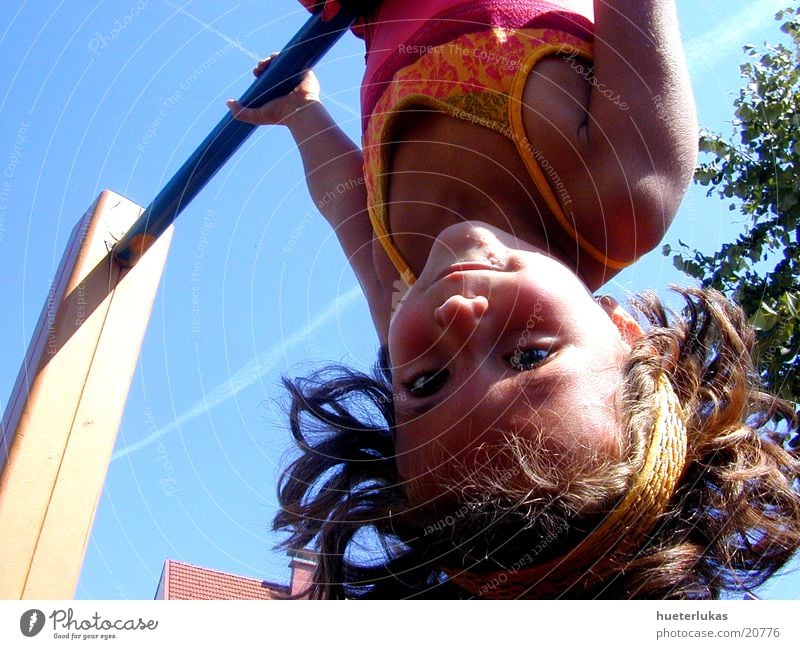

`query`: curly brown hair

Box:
[273,287,800,598]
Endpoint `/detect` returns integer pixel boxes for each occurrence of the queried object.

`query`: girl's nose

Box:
[434,295,489,342]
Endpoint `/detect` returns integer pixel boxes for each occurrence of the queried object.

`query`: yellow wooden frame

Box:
[0,190,172,599]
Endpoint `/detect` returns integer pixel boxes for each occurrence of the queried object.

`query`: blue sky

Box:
[0,0,797,599]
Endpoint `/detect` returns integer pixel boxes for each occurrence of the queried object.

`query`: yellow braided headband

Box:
[446,374,688,598]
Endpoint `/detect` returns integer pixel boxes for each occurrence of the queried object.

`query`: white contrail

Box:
[322,92,361,118]
[112,285,363,461]
[684,0,787,73]
[165,0,261,59]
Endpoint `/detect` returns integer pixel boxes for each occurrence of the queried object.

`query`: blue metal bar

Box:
[113,7,357,267]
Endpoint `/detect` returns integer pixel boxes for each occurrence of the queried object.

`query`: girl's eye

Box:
[405,368,449,397]
[508,348,548,371]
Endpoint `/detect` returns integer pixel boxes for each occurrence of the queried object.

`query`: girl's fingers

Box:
[253,52,280,77]
[228,99,280,125]
[227,99,252,122]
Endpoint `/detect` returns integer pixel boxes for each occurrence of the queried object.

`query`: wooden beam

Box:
[0,190,172,599]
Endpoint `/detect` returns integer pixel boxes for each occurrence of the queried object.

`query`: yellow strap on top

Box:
[368,90,511,288]
[508,42,631,271]
[364,28,634,288]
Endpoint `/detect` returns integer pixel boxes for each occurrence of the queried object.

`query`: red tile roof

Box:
[157,560,289,600]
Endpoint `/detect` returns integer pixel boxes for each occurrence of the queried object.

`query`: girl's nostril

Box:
[434,295,488,332]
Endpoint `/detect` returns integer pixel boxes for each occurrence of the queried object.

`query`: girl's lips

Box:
[434,262,502,283]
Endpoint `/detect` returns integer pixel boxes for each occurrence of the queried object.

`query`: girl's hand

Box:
[227,53,321,126]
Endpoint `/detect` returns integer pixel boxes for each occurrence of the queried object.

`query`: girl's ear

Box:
[596,296,644,345]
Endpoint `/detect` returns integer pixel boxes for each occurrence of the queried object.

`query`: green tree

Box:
[666,6,800,403]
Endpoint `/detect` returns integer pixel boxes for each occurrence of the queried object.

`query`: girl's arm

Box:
[229,59,389,335]
[523,0,697,263]
[590,0,697,245]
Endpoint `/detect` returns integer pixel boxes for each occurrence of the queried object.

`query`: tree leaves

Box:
[666,6,800,402]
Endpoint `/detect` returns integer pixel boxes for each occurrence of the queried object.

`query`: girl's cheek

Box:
[388,315,417,368]
[389,295,428,348]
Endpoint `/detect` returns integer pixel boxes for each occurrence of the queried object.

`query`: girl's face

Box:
[388,222,634,504]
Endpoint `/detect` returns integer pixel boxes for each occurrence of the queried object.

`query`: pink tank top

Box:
[358,0,592,128]
[297,1,593,128]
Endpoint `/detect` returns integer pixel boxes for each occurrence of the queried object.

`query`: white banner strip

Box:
[1,600,798,648]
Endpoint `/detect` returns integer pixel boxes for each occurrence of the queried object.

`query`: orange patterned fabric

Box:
[358,1,594,122]
[363,24,634,286]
